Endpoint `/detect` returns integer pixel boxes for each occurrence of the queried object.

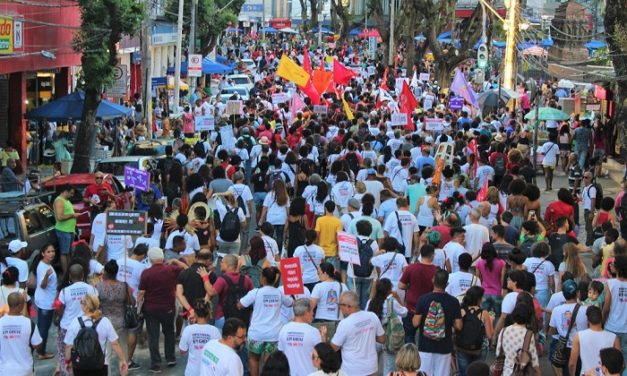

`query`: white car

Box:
[226,74,254,91]
[240,59,257,75]
[214,85,250,103]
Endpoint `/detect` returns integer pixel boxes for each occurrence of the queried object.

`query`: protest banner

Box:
[106,210,147,236]
[449,96,464,110]
[425,118,445,132]
[280,258,305,295]
[419,72,430,82]
[194,114,215,131]
[423,96,434,111]
[313,105,328,115]
[124,166,150,191]
[391,113,408,126]
[337,231,360,265]
[219,125,236,148]
[225,100,243,116]
[272,93,288,106]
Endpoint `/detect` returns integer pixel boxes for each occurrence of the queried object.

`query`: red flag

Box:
[302,48,312,75]
[300,80,320,105]
[381,68,389,91]
[312,68,333,95]
[398,81,417,131]
[333,60,357,86]
[477,177,489,201]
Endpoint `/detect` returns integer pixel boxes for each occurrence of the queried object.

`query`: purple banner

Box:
[124,166,150,191]
[449,96,464,110]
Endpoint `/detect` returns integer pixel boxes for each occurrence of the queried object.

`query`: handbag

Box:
[490,330,505,376]
[123,282,139,329]
[512,330,537,376]
[550,303,580,367]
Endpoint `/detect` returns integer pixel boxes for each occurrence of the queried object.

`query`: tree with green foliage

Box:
[72,0,144,173]
[604,2,627,149]
[166,0,242,56]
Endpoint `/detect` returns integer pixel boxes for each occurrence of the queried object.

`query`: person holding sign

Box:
[293,230,325,292]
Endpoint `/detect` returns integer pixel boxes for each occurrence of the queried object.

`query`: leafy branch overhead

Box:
[166,0,243,55]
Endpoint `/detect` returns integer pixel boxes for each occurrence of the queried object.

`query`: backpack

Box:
[422,300,446,341]
[587,180,603,210]
[222,274,252,325]
[384,297,405,353]
[493,154,506,176]
[219,203,241,242]
[232,187,248,216]
[520,238,535,257]
[345,152,360,176]
[241,255,264,288]
[512,330,536,376]
[265,169,287,192]
[353,238,374,277]
[455,307,485,355]
[71,317,105,371]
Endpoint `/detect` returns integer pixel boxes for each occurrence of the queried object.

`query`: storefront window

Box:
[25,72,56,110]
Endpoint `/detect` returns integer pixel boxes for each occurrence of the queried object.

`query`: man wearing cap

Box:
[340,198,361,232]
[3,239,29,286]
[138,247,188,373]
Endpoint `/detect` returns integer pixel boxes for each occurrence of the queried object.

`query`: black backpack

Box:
[232,187,248,216]
[265,170,288,192]
[587,180,604,210]
[353,238,375,277]
[493,154,506,176]
[345,152,360,176]
[219,203,241,242]
[455,307,485,355]
[71,318,105,371]
[222,274,252,325]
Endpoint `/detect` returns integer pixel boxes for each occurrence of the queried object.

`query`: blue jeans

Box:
[36,308,54,355]
[273,225,285,254]
[481,294,503,319]
[376,343,396,375]
[577,148,588,169]
[536,289,551,308]
[55,229,74,255]
[456,351,481,376]
[347,276,372,310]
[325,256,340,271]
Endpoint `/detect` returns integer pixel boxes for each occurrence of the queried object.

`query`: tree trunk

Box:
[299,0,309,32]
[604,0,627,151]
[72,88,101,173]
[309,0,319,31]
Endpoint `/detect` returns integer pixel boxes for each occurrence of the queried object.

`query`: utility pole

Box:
[189,0,198,93]
[173,0,184,115]
[502,0,518,90]
[388,0,395,66]
[141,0,153,137]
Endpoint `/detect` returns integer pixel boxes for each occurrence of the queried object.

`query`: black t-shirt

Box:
[176,263,217,306]
[415,292,461,354]
[252,171,267,192]
[519,165,536,184]
[548,233,579,269]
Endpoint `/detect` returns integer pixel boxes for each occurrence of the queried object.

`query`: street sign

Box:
[106,210,147,236]
[151,77,167,87]
[124,166,150,191]
[188,54,202,77]
[108,65,127,96]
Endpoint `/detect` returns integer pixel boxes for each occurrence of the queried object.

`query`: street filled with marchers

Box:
[0,0,626,376]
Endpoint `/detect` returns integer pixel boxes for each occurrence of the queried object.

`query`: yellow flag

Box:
[342,97,354,121]
[277,55,310,87]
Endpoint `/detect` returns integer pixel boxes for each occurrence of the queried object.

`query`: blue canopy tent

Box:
[349,28,362,36]
[493,41,506,48]
[542,38,554,47]
[167,57,234,75]
[225,27,243,33]
[585,40,606,49]
[259,27,278,33]
[310,26,333,34]
[437,31,453,43]
[26,91,133,122]
[215,55,230,65]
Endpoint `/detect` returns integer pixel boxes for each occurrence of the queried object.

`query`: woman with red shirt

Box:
[544,188,576,234]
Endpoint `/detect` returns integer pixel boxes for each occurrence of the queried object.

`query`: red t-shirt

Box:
[212,272,253,319]
[83,182,114,205]
[544,200,575,233]
[400,263,438,314]
[138,263,183,313]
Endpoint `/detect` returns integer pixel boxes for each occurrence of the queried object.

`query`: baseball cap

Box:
[562,280,578,298]
[348,198,361,210]
[367,168,377,175]
[147,247,164,261]
[8,240,27,254]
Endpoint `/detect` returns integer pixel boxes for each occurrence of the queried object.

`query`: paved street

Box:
[33,165,624,376]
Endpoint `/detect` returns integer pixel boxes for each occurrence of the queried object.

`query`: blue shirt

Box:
[415,156,435,174]
[135,183,162,211]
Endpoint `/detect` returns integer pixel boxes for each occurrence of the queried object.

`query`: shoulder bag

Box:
[550,303,580,367]
[123,282,139,329]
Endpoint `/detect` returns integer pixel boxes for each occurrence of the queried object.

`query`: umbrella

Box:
[585,40,606,49]
[310,26,333,34]
[260,27,277,33]
[349,28,362,36]
[558,79,575,89]
[26,91,134,122]
[279,27,299,34]
[201,57,234,74]
[524,107,570,121]
[477,91,502,109]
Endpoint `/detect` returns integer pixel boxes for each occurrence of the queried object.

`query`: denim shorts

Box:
[55,229,74,255]
[253,192,267,207]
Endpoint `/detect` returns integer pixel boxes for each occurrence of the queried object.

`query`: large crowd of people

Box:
[0,39,626,376]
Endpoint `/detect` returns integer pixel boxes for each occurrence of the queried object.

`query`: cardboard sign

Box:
[419,72,430,82]
[395,78,408,93]
[425,118,445,132]
[449,96,464,110]
[367,66,376,77]
[219,124,236,148]
[280,257,305,295]
[188,54,203,77]
[272,93,288,106]
[337,231,360,266]
[106,210,147,236]
[391,113,408,126]
[423,96,434,111]
[194,114,215,131]
[124,166,150,191]
[225,100,243,116]
[313,105,328,115]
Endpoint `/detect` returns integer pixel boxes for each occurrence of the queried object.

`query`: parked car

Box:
[41,173,133,241]
[0,192,58,262]
[239,58,257,75]
[128,139,173,157]
[214,86,251,103]
[226,74,254,91]
[95,156,160,187]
